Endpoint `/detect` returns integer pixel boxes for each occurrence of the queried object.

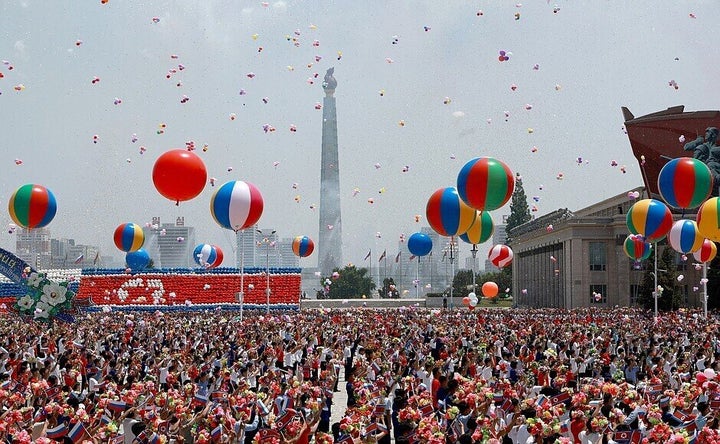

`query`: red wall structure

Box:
[78,272,301,306]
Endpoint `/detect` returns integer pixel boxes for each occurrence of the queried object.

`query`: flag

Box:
[419,403,434,417]
[378,250,386,262]
[647,383,663,397]
[500,398,513,413]
[93,252,100,266]
[192,393,209,407]
[551,392,571,406]
[559,420,569,435]
[395,251,401,263]
[256,399,270,416]
[364,250,371,261]
[74,254,84,264]
[34,408,47,423]
[211,391,228,402]
[67,422,86,444]
[211,425,222,441]
[45,386,61,399]
[536,395,550,409]
[275,408,297,430]
[107,400,128,413]
[493,393,504,404]
[613,430,641,444]
[673,409,691,422]
[409,254,416,261]
[46,423,68,439]
[373,402,386,417]
[256,429,281,443]
[362,422,388,438]
[336,435,354,444]
[441,250,447,262]
[676,420,697,434]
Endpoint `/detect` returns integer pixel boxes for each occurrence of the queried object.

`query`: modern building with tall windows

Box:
[509,187,704,308]
[143,217,196,269]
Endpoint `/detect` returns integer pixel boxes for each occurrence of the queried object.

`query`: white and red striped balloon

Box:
[488,244,513,268]
[693,239,717,263]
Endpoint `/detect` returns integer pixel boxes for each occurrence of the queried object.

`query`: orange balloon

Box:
[462,296,470,306]
[482,281,499,298]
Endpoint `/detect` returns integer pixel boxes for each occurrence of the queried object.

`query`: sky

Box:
[0,0,719,269]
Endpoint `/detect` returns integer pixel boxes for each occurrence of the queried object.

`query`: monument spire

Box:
[319,67,342,276]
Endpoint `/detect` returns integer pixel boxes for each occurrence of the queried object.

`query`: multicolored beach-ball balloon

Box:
[456,157,514,212]
[425,187,476,237]
[126,249,150,271]
[8,184,57,229]
[408,232,433,257]
[291,236,314,258]
[210,181,264,232]
[693,239,717,263]
[459,211,494,245]
[668,219,703,254]
[152,149,207,205]
[113,223,145,252]
[658,157,713,210]
[193,244,224,269]
[623,234,652,261]
[626,199,672,242]
[696,197,720,242]
[488,244,513,268]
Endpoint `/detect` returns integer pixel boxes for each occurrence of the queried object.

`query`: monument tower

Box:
[319,68,342,275]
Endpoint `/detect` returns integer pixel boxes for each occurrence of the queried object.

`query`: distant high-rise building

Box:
[16,228,51,269]
[318,67,343,276]
[278,237,300,268]
[235,227,259,269]
[143,217,196,268]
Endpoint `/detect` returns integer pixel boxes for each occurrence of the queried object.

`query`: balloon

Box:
[658,157,713,210]
[693,239,717,263]
[456,157,514,211]
[462,296,470,306]
[623,234,652,261]
[291,236,315,258]
[407,232,433,257]
[626,199,672,242]
[211,181,264,232]
[425,187,476,237]
[468,292,478,305]
[469,298,477,307]
[152,149,207,204]
[482,282,499,298]
[126,249,150,271]
[488,244,513,268]
[668,219,703,254]
[193,244,224,269]
[459,211,494,245]
[8,184,57,229]
[696,197,720,242]
[113,223,145,253]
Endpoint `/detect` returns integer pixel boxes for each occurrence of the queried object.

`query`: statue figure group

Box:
[684,126,720,191]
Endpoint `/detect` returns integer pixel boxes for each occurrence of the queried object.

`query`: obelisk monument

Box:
[319,68,343,276]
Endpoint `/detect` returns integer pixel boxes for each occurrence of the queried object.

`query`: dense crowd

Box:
[0,306,719,444]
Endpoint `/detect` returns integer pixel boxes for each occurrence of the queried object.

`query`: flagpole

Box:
[449,236,455,310]
[238,229,245,322]
[416,257,420,299]
[398,253,403,298]
[703,262,708,319]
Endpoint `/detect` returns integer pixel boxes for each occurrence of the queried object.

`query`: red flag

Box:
[378,250,386,262]
[395,252,401,263]
[364,250,371,261]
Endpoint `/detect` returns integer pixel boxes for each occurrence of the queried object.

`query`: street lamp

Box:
[257,229,276,314]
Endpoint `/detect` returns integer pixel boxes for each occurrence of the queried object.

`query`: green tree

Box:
[320,265,375,299]
[452,269,475,298]
[638,244,681,311]
[707,254,720,310]
[505,177,532,240]
[381,277,399,298]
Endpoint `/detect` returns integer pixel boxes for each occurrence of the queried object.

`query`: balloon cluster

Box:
[498,50,511,62]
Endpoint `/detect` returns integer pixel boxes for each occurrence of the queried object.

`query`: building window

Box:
[629,284,640,305]
[589,242,606,271]
[590,284,607,304]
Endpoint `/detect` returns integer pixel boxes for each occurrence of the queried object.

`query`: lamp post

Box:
[257,229,276,314]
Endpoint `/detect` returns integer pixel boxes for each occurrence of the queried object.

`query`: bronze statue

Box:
[684,127,718,163]
[322,67,337,94]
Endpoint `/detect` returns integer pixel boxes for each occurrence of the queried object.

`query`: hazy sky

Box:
[1,1,719,268]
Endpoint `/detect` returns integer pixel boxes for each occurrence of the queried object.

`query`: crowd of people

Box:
[0,306,719,443]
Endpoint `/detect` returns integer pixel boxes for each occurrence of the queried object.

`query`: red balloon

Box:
[462,296,470,306]
[152,149,207,204]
